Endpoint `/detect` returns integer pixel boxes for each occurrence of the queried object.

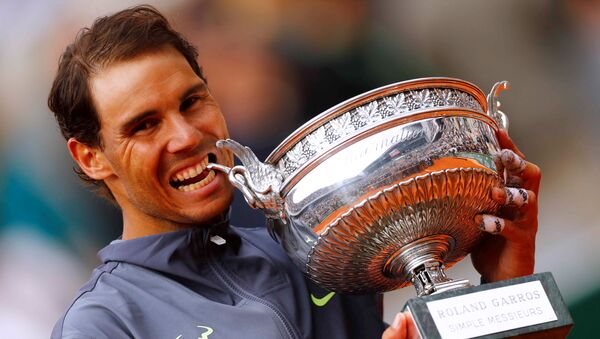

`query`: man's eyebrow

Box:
[121,110,157,134]
[120,82,208,134]
[180,82,208,102]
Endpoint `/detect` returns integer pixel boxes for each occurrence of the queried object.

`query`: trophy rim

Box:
[265,77,488,164]
[264,77,496,195]
[278,109,498,196]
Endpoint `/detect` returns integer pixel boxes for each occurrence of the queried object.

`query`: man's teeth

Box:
[169,157,217,192]
[171,157,209,183]
[178,170,215,192]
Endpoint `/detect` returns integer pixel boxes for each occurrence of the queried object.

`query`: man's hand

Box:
[382,312,419,339]
[471,130,541,282]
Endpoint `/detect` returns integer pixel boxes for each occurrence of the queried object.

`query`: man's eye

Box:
[132,120,159,134]
[180,96,200,111]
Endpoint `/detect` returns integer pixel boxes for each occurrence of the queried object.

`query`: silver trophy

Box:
[209,78,572,338]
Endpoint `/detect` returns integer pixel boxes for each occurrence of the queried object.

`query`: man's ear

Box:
[67,138,114,180]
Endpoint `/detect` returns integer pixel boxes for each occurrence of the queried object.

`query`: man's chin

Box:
[181,197,233,225]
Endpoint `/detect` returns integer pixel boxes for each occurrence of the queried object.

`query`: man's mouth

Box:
[169,153,218,192]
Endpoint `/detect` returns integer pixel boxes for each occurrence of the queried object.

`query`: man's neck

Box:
[121,210,230,240]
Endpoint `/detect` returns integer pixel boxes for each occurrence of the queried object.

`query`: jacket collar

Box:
[98,211,240,277]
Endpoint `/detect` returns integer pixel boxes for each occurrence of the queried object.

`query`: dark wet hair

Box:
[48,5,205,200]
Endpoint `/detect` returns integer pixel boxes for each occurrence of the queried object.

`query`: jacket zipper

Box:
[205,245,301,339]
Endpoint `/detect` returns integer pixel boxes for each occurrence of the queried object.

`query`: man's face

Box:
[89,46,234,234]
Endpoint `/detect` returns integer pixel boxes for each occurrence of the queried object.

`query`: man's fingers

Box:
[406,312,418,339]
[382,313,408,339]
[477,214,506,235]
[475,214,531,242]
[505,175,524,188]
[382,312,419,339]
[496,129,526,159]
[493,153,504,181]
[494,149,541,191]
[492,187,534,208]
[500,149,527,175]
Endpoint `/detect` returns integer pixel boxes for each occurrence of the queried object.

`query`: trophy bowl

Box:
[209,77,509,296]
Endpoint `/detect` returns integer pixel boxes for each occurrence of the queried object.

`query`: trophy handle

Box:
[208,139,287,220]
[487,81,510,130]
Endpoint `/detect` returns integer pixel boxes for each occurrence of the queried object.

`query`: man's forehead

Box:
[89,48,203,125]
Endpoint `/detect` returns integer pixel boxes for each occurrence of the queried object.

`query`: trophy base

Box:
[404,272,573,338]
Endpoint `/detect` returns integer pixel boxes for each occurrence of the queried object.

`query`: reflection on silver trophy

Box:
[209,77,509,297]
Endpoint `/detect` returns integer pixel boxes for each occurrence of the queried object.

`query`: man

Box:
[49,6,540,339]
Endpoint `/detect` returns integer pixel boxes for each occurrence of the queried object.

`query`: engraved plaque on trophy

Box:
[207,78,573,338]
[406,272,572,338]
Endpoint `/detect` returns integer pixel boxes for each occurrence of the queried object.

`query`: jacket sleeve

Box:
[51,302,132,339]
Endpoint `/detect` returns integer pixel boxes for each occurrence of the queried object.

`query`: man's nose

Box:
[165,114,201,153]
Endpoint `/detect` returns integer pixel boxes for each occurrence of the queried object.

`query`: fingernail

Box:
[501,149,526,174]
[491,187,505,201]
[479,215,504,234]
[474,215,484,230]
[392,312,404,330]
[493,152,504,179]
[505,187,528,206]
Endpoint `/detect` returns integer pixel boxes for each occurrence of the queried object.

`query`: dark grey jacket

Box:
[51,222,386,338]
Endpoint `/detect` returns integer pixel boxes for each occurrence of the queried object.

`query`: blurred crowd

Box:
[1,0,599,337]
